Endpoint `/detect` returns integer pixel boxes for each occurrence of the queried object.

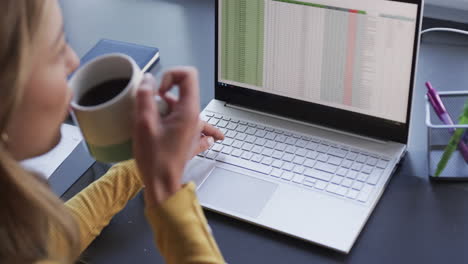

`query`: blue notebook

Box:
[79,39,160,72]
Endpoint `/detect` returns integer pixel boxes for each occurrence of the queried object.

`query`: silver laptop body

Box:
[183,0,423,253]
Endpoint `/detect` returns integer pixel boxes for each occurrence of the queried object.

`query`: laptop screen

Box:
[215,0,422,143]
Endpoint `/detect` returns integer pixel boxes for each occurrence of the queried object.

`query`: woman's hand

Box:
[159,91,224,158]
[132,69,222,206]
[192,120,224,157]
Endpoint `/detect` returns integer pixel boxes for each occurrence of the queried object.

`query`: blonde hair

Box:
[0,0,80,263]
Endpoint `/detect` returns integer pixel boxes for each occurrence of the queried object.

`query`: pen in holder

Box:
[426,91,468,180]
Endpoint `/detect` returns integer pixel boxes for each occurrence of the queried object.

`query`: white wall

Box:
[426,0,468,11]
[424,1,468,24]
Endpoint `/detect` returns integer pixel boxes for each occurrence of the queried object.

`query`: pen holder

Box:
[426,91,468,180]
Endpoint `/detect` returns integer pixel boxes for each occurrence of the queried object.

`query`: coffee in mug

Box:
[78,78,130,107]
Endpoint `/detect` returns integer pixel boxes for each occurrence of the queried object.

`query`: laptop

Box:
[183,0,423,253]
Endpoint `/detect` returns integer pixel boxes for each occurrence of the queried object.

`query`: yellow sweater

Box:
[44,160,225,263]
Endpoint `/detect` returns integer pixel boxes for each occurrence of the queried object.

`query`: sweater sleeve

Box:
[64,160,144,252]
[48,160,225,264]
[145,182,225,264]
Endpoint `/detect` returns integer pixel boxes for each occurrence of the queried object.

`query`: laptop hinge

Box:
[223,102,389,145]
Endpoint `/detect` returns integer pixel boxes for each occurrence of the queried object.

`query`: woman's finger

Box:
[158,67,200,114]
[133,86,161,179]
[200,121,224,141]
[134,77,161,136]
[192,135,215,157]
[144,73,158,92]
[160,93,178,111]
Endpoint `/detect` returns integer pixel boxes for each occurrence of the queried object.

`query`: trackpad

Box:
[198,167,278,218]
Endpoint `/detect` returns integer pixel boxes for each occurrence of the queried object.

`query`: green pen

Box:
[435,99,468,176]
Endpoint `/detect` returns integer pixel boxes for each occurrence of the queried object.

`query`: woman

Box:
[0,0,225,263]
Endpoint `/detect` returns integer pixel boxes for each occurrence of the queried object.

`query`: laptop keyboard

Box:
[199,112,390,203]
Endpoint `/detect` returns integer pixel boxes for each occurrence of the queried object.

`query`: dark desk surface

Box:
[58,1,468,263]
